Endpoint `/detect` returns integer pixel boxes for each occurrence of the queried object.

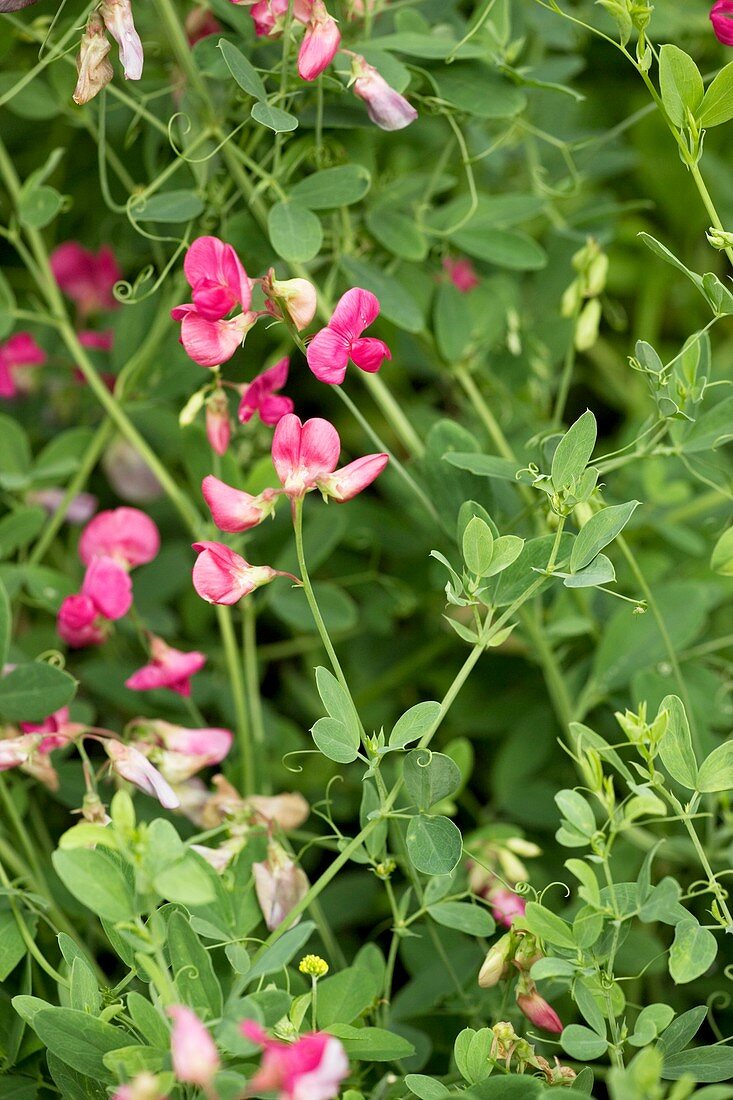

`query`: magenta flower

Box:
[490,888,527,928]
[100,0,143,79]
[242,1021,349,1100]
[711,0,733,43]
[443,256,479,293]
[57,593,108,648]
[172,236,257,368]
[20,707,84,752]
[168,1006,220,1087]
[81,555,133,620]
[272,413,388,501]
[0,333,46,399]
[238,357,294,426]
[298,0,341,81]
[125,636,207,696]
[79,329,114,352]
[50,242,121,316]
[306,288,391,384]
[79,507,160,569]
[192,541,293,605]
[351,54,417,131]
[202,475,279,532]
[105,739,180,808]
[247,0,312,38]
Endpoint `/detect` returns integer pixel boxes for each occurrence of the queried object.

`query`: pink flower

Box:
[192,541,293,605]
[112,1073,163,1100]
[205,390,231,456]
[172,236,257,368]
[105,739,180,808]
[202,475,279,532]
[0,733,41,772]
[516,987,563,1034]
[298,0,341,81]
[306,288,391,384]
[238,357,294,426]
[443,256,479,293]
[168,1005,220,1087]
[57,593,108,648]
[351,54,417,131]
[50,242,121,316]
[0,333,46,399]
[28,489,97,524]
[253,843,310,930]
[141,720,232,784]
[20,707,84,751]
[82,555,133,619]
[262,273,317,332]
[247,0,312,37]
[711,0,733,44]
[125,636,207,696]
[185,6,222,44]
[242,1022,349,1100]
[79,329,114,352]
[490,888,526,928]
[100,0,143,79]
[79,507,160,569]
[272,413,387,500]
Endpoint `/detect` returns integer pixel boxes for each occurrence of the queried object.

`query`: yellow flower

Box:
[299,954,329,978]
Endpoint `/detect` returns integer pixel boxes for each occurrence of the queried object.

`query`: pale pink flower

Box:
[81,555,133,619]
[516,987,563,1034]
[172,236,257,368]
[105,739,180,808]
[253,842,309,930]
[351,54,417,131]
[125,636,207,696]
[490,888,526,928]
[263,274,317,332]
[238,357,294,426]
[191,842,236,872]
[100,0,143,79]
[272,413,388,501]
[711,0,733,44]
[134,719,232,766]
[0,733,41,772]
[298,0,341,81]
[478,933,512,988]
[168,1005,220,1087]
[79,329,114,351]
[111,1072,163,1100]
[28,489,97,525]
[242,1021,349,1100]
[185,6,222,44]
[202,475,279,533]
[0,333,46,399]
[443,256,479,293]
[57,593,108,648]
[205,390,231,456]
[103,439,163,503]
[79,507,160,569]
[192,541,293,605]
[50,242,120,316]
[306,288,391,384]
[246,792,310,831]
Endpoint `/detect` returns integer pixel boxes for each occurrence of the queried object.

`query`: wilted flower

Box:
[50,242,121,316]
[73,12,114,105]
[192,541,296,605]
[298,0,341,81]
[711,0,733,44]
[168,1005,220,1086]
[262,274,317,332]
[253,840,309,929]
[0,332,46,399]
[100,0,143,79]
[306,288,391,384]
[272,413,388,501]
[28,489,97,525]
[125,636,207,696]
[490,888,526,928]
[350,53,417,131]
[105,739,180,809]
[246,792,310,831]
[238,357,294,426]
[202,476,280,533]
[241,1021,349,1100]
[0,732,42,772]
[112,1073,164,1100]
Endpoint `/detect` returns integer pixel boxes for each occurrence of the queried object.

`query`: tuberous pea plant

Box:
[4,0,733,1097]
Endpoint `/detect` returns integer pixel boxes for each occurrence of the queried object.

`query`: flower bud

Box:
[707,226,733,250]
[262,271,317,331]
[298,0,341,81]
[516,982,563,1033]
[205,390,231,456]
[350,53,417,131]
[168,1005,220,1086]
[574,297,602,352]
[299,954,329,977]
[73,12,114,106]
[478,933,513,988]
[490,888,526,928]
[253,840,309,930]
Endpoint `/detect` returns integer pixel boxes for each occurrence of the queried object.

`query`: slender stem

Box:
[668,793,733,931]
[553,297,581,427]
[217,605,254,796]
[0,852,68,986]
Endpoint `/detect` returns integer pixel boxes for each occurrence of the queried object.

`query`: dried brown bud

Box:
[73,13,113,106]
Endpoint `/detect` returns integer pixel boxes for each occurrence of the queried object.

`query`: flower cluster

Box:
[478,929,563,1034]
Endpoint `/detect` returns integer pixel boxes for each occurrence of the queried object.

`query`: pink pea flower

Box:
[192,541,295,605]
[81,555,133,620]
[711,0,733,44]
[79,329,114,352]
[0,733,42,772]
[516,986,563,1034]
[100,0,143,79]
[172,236,257,368]
[238,357,294,426]
[125,636,207,696]
[105,739,180,808]
[262,273,317,332]
[351,53,417,131]
[272,413,388,500]
[306,288,391,384]
[28,488,97,525]
[246,0,312,37]
[242,1021,349,1100]
[205,390,231,456]
[202,475,279,533]
[20,707,85,752]
[253,841,310,930]
[50,242,121,316]
[443,256,479,293]
[168,1005,220,1087]
[490,888,527,928]
[185,6,222,44]
[79,507,160,569]
[0,333,46,399]
[57,593,108,648]
[298,0,341,81]
[135,721,232,783]
[112,1073,164,1100]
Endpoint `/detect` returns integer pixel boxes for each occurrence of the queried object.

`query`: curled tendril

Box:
[113,243,187,306]
[281,749,320,774]
[538,880,571,905]
[598,969,616,991]
[706,992,731,1041]
[514,881,534,898]
[414,748,434,768]
[723,964,733,983]
[38,650,66,670]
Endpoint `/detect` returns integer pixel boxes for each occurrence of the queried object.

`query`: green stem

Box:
[0,852,68,986]
[668,793,733,931]
[217,604,254,796]
[553,297,581,428]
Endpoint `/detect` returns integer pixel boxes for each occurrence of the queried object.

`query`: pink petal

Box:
[202,475,276,532]
[329,287,380,341]
[0,359,17,399]
[238,357,290,423]
[3,332,47,367]
[297,5,341,81]
[184,236,251,311]
[258,393,294,426]
[349,336,391,374]
[57,594,106,648]
[192,277,238,322]
[105,739,180,808]
[79,507,160,568]
[305,326,350,384]
[272,414,340,495]
[82,556,133,619]
[180,311,252,368]
[319,453,388,502]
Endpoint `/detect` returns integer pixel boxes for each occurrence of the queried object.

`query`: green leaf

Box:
[52,849,136,923]
[316,965,381,1028]
[434,282,474,361]
[711,527,733,575]
[560,1024,608,1061]
[130,190,204,223]
[427,901,495,936]
[451,227,546,270]
[657,1006,708,1055]
[570,501,640,572]
[18,185,64,230]
[697,740,733,793]
[562,554,615,589]
[482,535,524,577]
[524,901,576,949]
[658,694,698,788]
[433,63,526,119]
[153,853,217,906]
[662,1047,733,1083]
[0,415,31,489]
[268,201,322,262]
[327,1024,415,1061]
[0,904,36,980]
[698,62,733,128]
[405,1074,450,1100]
[0,269,17,339]
[70,956,101,1016]
[551,410,597,491]
[0,576,10,669]
[341,256,424,333]
[0,661,76,722]
[405,814,462,875]
[290,166,371,209]
[218,38,267,99]
[454,1027,494,1084]
[31,1007,131,1082]
[251,102,299,132]
[658,45,704,128]
[443,454,521,481]
[403,750,461,810]
[167,911,223,1019]
[315,666,360,740]
[682,396,733,453]
[366,207,427,262]
[462,515,493,575]
[0,507,46,559]
[246,922,316,984]
[555,789,596,837]
[629,1003,674,1047]
[311,716,360,763]
[389,701,441,749]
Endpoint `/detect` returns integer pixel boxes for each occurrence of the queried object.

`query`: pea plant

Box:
[1,0,733,1098]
